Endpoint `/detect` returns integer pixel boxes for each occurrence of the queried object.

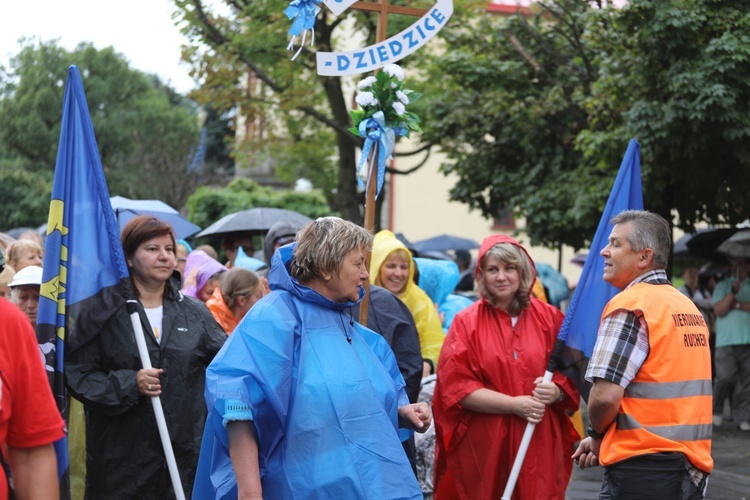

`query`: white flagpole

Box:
[500,369,554,500]
[127,300,186,500]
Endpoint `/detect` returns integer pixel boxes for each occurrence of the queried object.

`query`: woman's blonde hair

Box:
[476,243,534,316]
[291,217,372,284]
[221,267,261,308]
[5,239,43,268]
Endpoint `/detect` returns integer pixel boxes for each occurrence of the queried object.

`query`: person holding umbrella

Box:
[432,234,580,499]
[711,257,750,430]
[65,215,227,499]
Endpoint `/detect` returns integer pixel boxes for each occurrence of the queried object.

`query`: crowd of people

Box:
[0,208,735,499]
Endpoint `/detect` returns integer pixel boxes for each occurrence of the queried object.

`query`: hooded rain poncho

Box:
[433,234,580,500]
[192,243,422,499]
[370,231,445,368]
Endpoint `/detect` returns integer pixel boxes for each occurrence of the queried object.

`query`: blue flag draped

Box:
[559,139,643,356]
[37,66,131,498]
[550,139,643,401]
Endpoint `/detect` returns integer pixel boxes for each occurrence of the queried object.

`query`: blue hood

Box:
[413,257,460,305]
[268,242,364,311]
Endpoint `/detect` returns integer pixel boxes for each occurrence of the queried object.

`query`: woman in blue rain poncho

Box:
[193,217,431,499]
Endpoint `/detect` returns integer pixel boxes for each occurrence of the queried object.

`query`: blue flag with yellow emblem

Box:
[554,138,643,400]
[37,65,131,498]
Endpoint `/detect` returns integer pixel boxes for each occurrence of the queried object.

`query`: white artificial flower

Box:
[391,82,397,89]
[393,102,406,116]
[355,92,378,107]
[396,90,409,105]
[357,76,377,90]
[383,64,405,81]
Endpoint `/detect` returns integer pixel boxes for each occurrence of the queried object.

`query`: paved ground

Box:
[566,420,750,499]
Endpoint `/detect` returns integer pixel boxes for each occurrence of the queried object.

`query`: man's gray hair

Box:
[291,217,373,283]
[610,210,671,269]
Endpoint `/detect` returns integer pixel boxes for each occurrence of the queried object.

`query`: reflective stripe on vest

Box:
[616,414,713,441]
[624,380,712,399]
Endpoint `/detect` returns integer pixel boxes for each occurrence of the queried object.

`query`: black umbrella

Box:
[412,234,480,253]
[684,227,741,260]
[197,207,313,237]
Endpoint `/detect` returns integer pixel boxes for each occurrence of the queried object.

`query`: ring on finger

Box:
[148,384,152,391]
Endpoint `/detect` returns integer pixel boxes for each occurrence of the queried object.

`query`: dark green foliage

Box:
[185,178,334,230]
[421,0,750,250]
[0,39,208,219]
[0,158,52,230]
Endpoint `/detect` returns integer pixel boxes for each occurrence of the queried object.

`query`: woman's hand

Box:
[137,368,164,396]
[532,377,563,405]
[398,402,432,433]
[514,395,545,423]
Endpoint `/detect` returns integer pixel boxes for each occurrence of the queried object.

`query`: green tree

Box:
[594,0,750,229]
[172,0,481,223]
[0,157,52,230]
[184,178,333,261]
[0,38,212,216]
[185,177,334,230]
[420,0,750,250]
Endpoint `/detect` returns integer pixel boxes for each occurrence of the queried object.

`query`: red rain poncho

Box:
[433,234,580,499]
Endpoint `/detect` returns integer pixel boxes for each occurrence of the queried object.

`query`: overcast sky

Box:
[0,0,196,93]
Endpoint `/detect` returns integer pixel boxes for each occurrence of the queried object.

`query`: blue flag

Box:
[557,138,643,368]
[37,66,131,498]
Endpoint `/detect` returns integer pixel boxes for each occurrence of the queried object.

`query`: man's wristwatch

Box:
[587,424,607,440]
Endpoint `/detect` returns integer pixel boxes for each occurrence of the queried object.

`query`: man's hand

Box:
[571,437,600,469]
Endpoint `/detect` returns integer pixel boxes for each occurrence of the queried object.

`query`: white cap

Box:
[9,265,43,288]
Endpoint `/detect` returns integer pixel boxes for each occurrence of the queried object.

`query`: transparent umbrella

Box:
[718,229,750,259]
[196,208,312,237]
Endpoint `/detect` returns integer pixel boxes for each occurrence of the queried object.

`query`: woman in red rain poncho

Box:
[433,234,580,499]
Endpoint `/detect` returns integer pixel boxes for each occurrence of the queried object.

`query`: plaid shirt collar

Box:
[624,269,671,290]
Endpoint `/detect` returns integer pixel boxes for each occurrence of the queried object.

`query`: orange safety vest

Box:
[599,282,713,473]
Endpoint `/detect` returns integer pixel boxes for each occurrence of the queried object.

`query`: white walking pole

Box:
[500,369,554,500]
[127,300,186,500]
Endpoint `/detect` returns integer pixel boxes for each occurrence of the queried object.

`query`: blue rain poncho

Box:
[192,243,421,499]
[413,257,474,334]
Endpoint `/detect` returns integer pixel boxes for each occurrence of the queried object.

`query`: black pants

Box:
[599,452,706,499]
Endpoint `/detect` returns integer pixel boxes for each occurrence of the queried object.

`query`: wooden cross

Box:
[352,0,429,323]
[351,0,430,42]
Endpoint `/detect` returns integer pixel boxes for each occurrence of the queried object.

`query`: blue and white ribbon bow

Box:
[285,0,322,60]
[357,111,406,199]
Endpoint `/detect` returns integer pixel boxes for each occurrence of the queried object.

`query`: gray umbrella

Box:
[718,229,750,258]
[412,234,480,253]
[197,207,313,237]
